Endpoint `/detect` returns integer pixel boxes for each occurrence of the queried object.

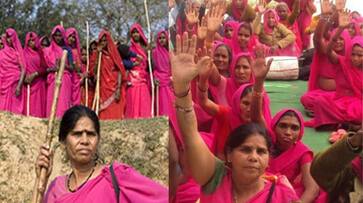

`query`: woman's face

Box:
[90,42,97,52]
[332,36,345,52]
[225,26,234,39]
[6,35,13,47]
[41,38,50,48]
[99,35,107,49]
[276,5,288,21]
[234,57,252,84]
[348,23,357,37]
[267,12,277,28]
[53,30,63,45]
[239,91,252,122]
[213,46,230,73]
[131,29,141,42]
[67,34,76,46]
[158,32,167,47]
[65,116,99,165]
[237,27,251,49]
[351,45,363,68]
[81,48,87,63]
[227,134,269,183]
[28,39,35,49]
[275,115,300,151]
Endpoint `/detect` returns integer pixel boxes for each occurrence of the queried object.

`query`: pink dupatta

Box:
[230,0,248,21]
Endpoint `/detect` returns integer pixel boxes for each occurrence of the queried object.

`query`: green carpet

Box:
[264,80,331,153]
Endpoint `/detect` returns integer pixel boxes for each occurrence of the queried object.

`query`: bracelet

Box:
[174,103,194,113]
[198,85,208,93]
[346,132,362,153]
[174,86,190,98]
[252,90,264,97]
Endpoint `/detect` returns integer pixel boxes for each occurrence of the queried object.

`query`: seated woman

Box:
[170,33,300,202]
[226,22,257,55]
[35,105,168,202]
[300,6,350,116]
[250,53,323,202]
[253,8,299,56]
[306,11,363,129]
[311,127,362,202]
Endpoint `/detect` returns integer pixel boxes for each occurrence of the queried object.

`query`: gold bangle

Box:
[174,103,194,113]
[252,90,264,97]
[174,86,191,98]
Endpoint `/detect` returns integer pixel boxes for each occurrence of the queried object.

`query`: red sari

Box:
[89,30,126,120]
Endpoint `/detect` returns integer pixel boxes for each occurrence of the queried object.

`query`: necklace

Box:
[67,165,96,193]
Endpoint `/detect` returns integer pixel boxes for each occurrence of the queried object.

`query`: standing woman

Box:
[66,28,83,106]
[0,28,26,114]
[152,30,173,116]
[43,25,74,118]
[89,30,126,120]
[23,32,47,118]
[125,23,152,118]
[36,105,168,202]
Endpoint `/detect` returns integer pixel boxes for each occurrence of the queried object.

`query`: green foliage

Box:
[0,0,167,45]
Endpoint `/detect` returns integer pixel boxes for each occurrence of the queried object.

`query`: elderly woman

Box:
[35,105,168,202]
[171,33,300,202]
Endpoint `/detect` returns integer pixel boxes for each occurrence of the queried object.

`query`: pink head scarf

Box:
[152,30,170,82]
[231,0,248,21]
[3,28,25,68]
[23,32,47,73]
[264,9,280,35]
[65,27,81,62]
[307,29,350,91]
[229,22,255,54]
[338,36,363,98]
[130,23,148,59]
[270,108,305,144]
[229,83,253,129]
[223,20,239,39]
[212,41,232,71]
[44,25,66,68]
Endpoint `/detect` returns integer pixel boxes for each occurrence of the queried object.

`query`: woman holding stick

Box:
[89,30,126,119]
[35,105,168,202]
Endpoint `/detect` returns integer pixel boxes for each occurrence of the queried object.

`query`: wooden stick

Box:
[92,52,102,115]
[144,0,155,117]
[85,21,89,107]
[26,84,30,116]
[31,50,68,203]
[156,83,159,116]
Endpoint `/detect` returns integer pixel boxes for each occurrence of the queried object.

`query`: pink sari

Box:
[44,162,168,202]
[0,28,25,114]
[230,0,248,22]
[201,169,299,203]
[65,28,82,106]
[224,22,257,56]
[222,20,239,43]
[152,31,173,116]
[44,25,73,118]
[263,9,300,56]
[125,23,152,118]
[301,30,350,112]
[307,36,363,127]
[23,32,47,117]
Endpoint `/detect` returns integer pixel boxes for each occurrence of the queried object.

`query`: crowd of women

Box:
[0,23,171,120]
[168,0,362,202]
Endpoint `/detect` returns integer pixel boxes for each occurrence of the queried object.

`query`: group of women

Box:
[0,23,171,120]
[168,0,362,202]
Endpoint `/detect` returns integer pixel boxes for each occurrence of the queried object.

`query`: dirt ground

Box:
[0,111,168,202]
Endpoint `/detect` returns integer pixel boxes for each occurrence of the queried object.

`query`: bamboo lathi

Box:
[92,51,102,115]
[85,21,89,107]
[31,50,68,203]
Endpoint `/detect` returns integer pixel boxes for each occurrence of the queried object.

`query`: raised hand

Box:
[185,2,199,25]
[195,46,212,63]
[335,0,346,12]
[338,9,351,28]
[197,16,208,40]
[253,45,273,81]
[206,1,226,33]
[197,56,213,81]
[171,33,198,91]
[320,0,332,15]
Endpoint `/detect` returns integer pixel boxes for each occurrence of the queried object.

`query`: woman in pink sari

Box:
[253,8,300,56]
[36,105,167,202]
[0,28,26,114]
[171,33,299,203]
[23,32,47,118]
[125,23,152,118]
[66,28,83,106]
[43,25,74,118]
[227,0,256,23]
[300,15,351,116]
[152,30,173,116]
[306,14,363,129]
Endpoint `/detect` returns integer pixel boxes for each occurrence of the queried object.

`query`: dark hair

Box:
[277,110,300,126]
[118,44,130,58]
[41,36,50,46]
[238,23,252,35]
[240,85,253,98]
[58,105,100,142]
[224,123,272,156]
